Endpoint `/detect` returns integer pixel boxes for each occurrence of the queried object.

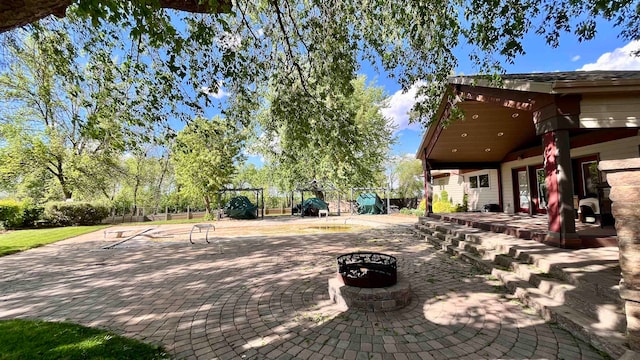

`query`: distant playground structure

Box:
[217,188,264,219]
[101,183,418,224]
[350,187,391,215]
[291,180,343,216]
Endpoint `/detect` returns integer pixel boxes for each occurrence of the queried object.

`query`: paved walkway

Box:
[0,217,605,359]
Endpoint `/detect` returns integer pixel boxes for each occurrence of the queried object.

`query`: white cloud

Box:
[571,55,581,62]
[200,83,229,99]
[578,40,640,70]
[380,82,425,133]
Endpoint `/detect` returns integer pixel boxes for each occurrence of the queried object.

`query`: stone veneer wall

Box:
[599,158,640,355]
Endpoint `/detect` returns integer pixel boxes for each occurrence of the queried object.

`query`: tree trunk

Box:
[204,194,212,215]
[132,157,142,216]
[54,158,72,200]
[58,175,72,200]
[132,180,139,216]
[153,153,170,214]
[1,0,232,33]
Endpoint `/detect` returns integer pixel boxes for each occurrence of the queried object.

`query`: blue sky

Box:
[372,24,640,160]
[202,20,640,166]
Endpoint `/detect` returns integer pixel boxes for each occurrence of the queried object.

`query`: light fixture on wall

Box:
[461,133,468,137]
[472,114,479,119]
[511,113,519,118]
[497,132,504,137]
[452,148,458,153]
[484,148,491,152]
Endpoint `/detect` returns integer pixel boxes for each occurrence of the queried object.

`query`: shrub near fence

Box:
[45,202,110,226]
[0,199,23,229]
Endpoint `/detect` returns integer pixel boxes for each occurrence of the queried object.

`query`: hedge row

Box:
[0,200,44,230]
[44,202,110,227]
[0,200,109,229]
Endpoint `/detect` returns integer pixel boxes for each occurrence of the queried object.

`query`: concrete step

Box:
[416,220,624,309]
[497,255,626,333]
[412,219,628,358]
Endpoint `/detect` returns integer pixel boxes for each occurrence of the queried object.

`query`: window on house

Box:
[469,174,490,189]
[582,161,599,197]
[479,174,489,188]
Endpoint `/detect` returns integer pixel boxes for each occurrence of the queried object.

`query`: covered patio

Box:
[429,212,617,248]
[429,212,618,248]
[417,71,640,249]
[416,71,640,354]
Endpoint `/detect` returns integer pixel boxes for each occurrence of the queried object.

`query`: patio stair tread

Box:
[414,216,628,359]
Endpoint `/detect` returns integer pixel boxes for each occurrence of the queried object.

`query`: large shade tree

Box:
[253,75,395,192]
[171,116,245,215]
[393,157,424,201]
[0,16,177,201]
[2,1,639,132]
[0,25,125,200]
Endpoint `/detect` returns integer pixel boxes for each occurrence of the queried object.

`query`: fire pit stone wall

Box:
[328,274,411,311]
[329,252,410,311]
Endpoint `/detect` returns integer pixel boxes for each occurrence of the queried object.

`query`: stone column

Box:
[599,158,640,353]
[422,162,432,216]
[426,168,432,215]
[543,130,579,247]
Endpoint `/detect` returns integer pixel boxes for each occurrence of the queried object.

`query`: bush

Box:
[432,201,455,213]
[454,194,469,213]
[432,190,462,213]
[418,198,426,211]
[20,200,44,228]
[0,199,24,229]
[45,202,110,226]
[203,212,215,221]
[399,208,423,216]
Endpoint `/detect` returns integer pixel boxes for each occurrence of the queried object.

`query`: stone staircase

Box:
[413,216,629,359]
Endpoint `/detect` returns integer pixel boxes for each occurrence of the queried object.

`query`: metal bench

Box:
[189,224,215,244]
[104,229,136,239]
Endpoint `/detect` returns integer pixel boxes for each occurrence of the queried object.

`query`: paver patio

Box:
[0,217,606,359]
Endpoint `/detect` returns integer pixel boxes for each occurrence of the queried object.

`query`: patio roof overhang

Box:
[417,99,539,170]
[416,71,640,170]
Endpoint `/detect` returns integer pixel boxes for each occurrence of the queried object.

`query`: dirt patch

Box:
[148,223,370,241]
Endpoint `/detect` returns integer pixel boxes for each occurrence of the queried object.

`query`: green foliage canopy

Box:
[393,157,424,200]
[36,1,640,125]
[253,75,395,191]
[171,116,245,213]
[0,25,124,200]
[2,0,640,211]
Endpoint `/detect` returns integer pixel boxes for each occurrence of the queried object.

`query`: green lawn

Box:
[0,319,169,360]
[0,225,109,257]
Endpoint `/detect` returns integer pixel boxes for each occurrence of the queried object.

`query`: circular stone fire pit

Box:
[337,252,397,287]
[328,252,411,311]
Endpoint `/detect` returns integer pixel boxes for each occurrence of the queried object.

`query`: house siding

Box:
[580,94,640,128]
[500,134,640,213]
[432,172,464,205]
[463,170,500,211]
[431,170,500,211]
[570,133,640,160]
